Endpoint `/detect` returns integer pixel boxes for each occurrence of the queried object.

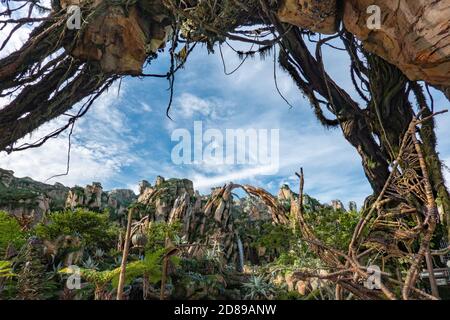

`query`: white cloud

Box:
[171,93,234,120]
[140,102,153,113]
[192,164,279,189]
[0,82,138,188]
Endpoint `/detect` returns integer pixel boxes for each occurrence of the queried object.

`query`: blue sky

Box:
[1,7,449,208]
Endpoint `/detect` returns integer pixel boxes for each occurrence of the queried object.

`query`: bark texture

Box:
[343,0,450,89]
[277,0,338,34]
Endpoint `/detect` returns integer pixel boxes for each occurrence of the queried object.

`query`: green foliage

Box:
[179,248,224,275]
[111,249,168,288]
[272,250,321,271]
[0,260,15,278]
[60,266,118,287]
[249,223,293,253]
[35,209,118,249]
[304,207,359,251]
[0,211,26,256]
[60,249,176,290]
[244,206,359,282]
[0,186,39,209]
[172,268,228,299]
[145,221,183,251]
[276,290,306,300]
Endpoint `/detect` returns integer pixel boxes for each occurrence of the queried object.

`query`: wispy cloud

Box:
[0,83,138,188]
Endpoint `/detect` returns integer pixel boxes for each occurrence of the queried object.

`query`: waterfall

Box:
[236,235,244,272]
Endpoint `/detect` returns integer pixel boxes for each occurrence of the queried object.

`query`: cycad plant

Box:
[60,249,174,300]
[0,261,15,278]
[0,260,16,298]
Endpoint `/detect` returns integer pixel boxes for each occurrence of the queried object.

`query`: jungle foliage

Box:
[0,200,361,300]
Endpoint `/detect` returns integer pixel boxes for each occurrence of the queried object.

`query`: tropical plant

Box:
[59,266,118,300]
[242,275,277,300]
[35,209,118,250]
[82,256,99,270]
[0,211,27,256]
[93,249,105,260]
[111,249,168,288]
[0,261,15,279]
[60,249,177,300]
[304,207,360,251]
[0,260,16,299]
[145,221,183,251]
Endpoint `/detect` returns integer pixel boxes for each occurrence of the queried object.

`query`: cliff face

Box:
[65,183,136,217]
[0,169,69,225]
[0,169,137,225]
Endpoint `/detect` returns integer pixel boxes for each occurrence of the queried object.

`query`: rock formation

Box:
[138,176,195,221]
[348,201,358,212]
[0,169,69,226]
[65,182,136,216]
[331,199,345,211]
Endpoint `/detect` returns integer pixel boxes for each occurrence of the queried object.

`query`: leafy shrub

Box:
[0,186,39,209]
[304,207,359,251]
[247,222,295,258]
[35,209,118,249]
[276,290,306,300]
[0,211,26,255]
[145,221,183,251]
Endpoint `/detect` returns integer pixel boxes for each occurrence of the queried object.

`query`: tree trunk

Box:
[116,208,134,300]
[278,27,390,194]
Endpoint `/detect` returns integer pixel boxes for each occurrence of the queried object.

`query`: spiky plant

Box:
[82,256,99,270]
[94,249,105,260]
[242,275,277,300]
